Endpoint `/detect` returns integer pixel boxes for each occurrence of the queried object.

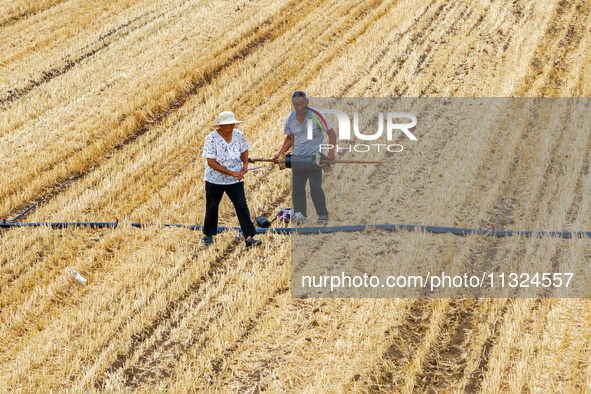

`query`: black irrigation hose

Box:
[1,220,591,239]
[4,200,43,222]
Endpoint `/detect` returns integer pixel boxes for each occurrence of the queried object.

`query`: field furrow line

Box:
[337,0,438,96]
[463,299,513,392]
[517,0,587,95]
[121,0,401,221]
[473,298,536,391]
[128,283,291,390]
[0,0,68,29]
[354,0,455,96]
[379,0,482,97]
[411,299,482,392]
[368,299,436,390]
[82,155,288,387]
[0,231,108,324]
[457,109,582,390]
[3,0,394,226]
[92,234,288,390]
[463,120,586,390]
[0,227,159,352]
[92,239,242,389]
[0,0,210,112]
[567,301,591,390]
[106,0,428,366]
[520,111,572,229]
[561,102,591,227]
[411,3,473,94]
[417,0,532,96]
[539,0,591,95]
[0,10,157,109]
[0,229,233,387]
[366,99,547,390]
[0,228,230,388]
[503,299,556,391]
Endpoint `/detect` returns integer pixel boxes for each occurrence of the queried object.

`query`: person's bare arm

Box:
[240,150,249,174]
[326,128,337,163]
[272,135,292,161]
[207,158,243,180]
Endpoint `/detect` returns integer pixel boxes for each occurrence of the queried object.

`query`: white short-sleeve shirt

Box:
[202,129,250,184]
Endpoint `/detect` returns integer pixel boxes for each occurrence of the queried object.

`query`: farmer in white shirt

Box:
[273,91,336,223]
[201,111,261,248]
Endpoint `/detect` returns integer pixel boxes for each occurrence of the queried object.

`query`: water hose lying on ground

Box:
[2,219,590,239]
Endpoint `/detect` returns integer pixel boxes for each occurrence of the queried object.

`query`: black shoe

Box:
[317,215,329,224]
[245,237,262,248]
[202,235,213,246]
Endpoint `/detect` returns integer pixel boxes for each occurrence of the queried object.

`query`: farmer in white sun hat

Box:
[201,111,261,248]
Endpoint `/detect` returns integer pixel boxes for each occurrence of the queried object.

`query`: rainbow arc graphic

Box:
[304,106,328,131]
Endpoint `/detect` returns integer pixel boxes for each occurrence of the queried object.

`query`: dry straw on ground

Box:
[1,0,591,391]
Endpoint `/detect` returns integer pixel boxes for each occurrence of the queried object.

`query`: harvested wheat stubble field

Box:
[1,0,590,391]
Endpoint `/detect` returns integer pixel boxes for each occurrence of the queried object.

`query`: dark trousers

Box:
[204,181,256,238]
[292,168,328,217]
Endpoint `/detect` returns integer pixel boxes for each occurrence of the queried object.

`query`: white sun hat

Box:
[212,111,243,126]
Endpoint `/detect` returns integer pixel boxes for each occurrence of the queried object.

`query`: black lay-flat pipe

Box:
[1,220,591,238]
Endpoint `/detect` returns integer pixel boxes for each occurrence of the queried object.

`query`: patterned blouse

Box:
[202,129,250,184]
